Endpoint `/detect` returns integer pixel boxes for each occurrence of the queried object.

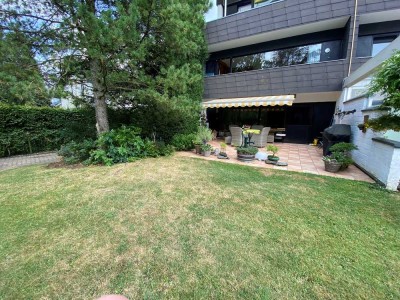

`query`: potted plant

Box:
[236,146,258,162]
[193,136,202,154]
[197,126,213,145]
[201,143,213,157]
[220,142,227,153]
[266,144,279,162]
[329,142,358,170]
[322,156,342,173]
[323,142,358,172]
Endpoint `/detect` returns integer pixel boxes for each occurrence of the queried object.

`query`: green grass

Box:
[0,157,399,299]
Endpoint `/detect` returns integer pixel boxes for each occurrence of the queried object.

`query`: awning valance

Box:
[202,95,295,108]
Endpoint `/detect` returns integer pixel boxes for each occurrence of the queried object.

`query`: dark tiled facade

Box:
[206,0,400,46]
[204,60,346,99]
[204,0,400,99]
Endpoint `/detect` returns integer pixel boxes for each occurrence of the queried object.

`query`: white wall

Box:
[335,94,400,190]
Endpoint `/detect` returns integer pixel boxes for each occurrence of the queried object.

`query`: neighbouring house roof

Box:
[202,95,294,108]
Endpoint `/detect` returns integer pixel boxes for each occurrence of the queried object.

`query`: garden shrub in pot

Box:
[201,143,213,157]
[236,146,258,161]
[266,144,279,162]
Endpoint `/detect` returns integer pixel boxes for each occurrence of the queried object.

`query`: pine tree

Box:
[1,0,209,134]
[0,30,50,106]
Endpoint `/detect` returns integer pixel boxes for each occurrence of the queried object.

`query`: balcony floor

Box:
[178,140,374,183]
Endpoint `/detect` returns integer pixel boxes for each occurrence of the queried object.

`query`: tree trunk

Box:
[90,58,109,134]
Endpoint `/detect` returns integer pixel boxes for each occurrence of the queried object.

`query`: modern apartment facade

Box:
[202,0,400,144]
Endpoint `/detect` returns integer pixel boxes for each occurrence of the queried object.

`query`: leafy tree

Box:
[0,30,50,106]
[367,50,400,131]
[1,0,208,134]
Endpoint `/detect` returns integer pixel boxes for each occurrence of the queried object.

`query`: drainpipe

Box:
[348,0,359,76]
[224,0,227,17]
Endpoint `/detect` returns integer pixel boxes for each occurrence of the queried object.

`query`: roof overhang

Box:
[202,95,295,108]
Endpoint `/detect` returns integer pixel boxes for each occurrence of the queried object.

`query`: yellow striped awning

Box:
[202,95,295,108]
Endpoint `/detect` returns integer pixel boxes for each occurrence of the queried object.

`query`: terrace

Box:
[179,140,374,182]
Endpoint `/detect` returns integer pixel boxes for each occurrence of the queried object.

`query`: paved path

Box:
[0,152,61,171]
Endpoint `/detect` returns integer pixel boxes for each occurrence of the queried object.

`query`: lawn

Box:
[0,156,399,299]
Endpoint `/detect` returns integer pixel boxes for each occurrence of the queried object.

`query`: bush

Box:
[0,103,197,157]
[0,105,96,157]
[266,144,279,157]
[236,146,258,155]
[87,126,174,166]
[196,126,213,144]
[329,142,358,168]
[126,100,199,143]
[171,133,196,150]
[58,139,96,164]
[200,143,213,152]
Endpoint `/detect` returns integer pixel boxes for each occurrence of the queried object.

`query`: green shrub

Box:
[0,102,196,157]
[0,105,96,157]
[88,126,174,166]
[329,142,358,153]
[329,142,358,168]
[200,143,213,152]
[196,126,213,144]
[171,133,196,150]
[154,142,175,156]
[266,144,279,157]
[58,139,96,164]
[236,146,258,155]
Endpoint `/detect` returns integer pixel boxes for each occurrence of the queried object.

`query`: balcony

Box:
[205,0,284,22]
[204,59,347,99]
[205,0,400,51]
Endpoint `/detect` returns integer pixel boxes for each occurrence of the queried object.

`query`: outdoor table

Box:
[242,128,260,147]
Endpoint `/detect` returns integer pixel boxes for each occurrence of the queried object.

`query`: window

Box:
[357,35,398,57]
[218,58,231,75]
[206,41,342,76]
[254,0,281,8]
[226,0,282,16]
[307,44,321,63]
[372,36,397,56]
[232,53,263,72]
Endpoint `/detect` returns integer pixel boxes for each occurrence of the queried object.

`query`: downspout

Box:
[224,0,227,17]
[348,0,359,76]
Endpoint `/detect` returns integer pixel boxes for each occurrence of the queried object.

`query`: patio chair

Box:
[230,126,243,147]
[229,124,239,132]
[251,127,271,147]
[251,125,264,131]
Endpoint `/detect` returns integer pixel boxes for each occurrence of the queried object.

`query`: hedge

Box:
[0,105,95,157]
[0,103,198,157]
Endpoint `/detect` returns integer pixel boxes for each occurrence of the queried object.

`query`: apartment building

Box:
[202,0,400,144]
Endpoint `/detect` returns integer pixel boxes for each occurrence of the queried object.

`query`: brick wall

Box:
[337,95,400,190]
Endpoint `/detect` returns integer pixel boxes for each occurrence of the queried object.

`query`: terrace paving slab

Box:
[178,140,375,183]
